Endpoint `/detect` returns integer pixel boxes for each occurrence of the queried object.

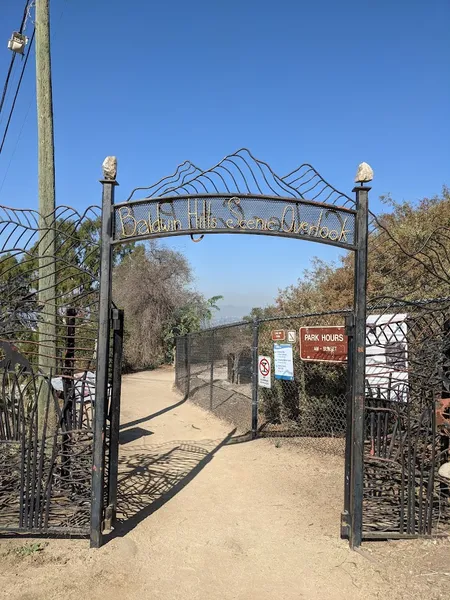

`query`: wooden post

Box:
[36,0,57,432]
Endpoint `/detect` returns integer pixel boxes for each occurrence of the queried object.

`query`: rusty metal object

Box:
[436,398,450,427]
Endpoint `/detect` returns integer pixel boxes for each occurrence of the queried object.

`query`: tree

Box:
[0,216,132,370]
[244,305,279,322]
[162,295,223,363]
[0,253,38,344]
[201,295,224,328]
[1,209,222,373]
[265,188,450,316]
[366,188,450,301]
[112,243,221,370]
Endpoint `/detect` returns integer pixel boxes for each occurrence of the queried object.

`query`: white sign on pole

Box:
[274,344,294,381]
[258,355,271,388]
[287,330,296,343]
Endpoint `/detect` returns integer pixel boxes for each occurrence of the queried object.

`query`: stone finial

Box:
[102,156,117,180]
[354,162,374,184]
[439,462,450,481]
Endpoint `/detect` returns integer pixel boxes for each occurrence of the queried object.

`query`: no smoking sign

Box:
[260,358,270,376]
[258,355,271,389]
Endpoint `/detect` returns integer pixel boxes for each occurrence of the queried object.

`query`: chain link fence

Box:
[176,322,254,433]
[175,311,349,451]
[257,312,349,454]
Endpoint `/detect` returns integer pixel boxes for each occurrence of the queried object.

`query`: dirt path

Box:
[1,368,449,600]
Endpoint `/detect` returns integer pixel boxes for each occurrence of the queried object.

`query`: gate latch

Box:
[344,314,355,337]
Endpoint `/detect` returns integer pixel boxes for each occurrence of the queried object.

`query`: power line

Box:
[0,1,30,116]
[0,57,17,117]
[0,29,35,156]
[0,96,33,195]
[0,1,68,195]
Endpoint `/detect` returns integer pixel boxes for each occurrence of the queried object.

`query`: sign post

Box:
[252,320,260,438]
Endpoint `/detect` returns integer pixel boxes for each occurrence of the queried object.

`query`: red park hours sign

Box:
[299,326,348,363]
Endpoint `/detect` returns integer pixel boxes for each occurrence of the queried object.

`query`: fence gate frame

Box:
[92,150,369,548]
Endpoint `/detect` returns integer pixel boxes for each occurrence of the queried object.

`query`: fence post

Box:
[298,353,307,427]
[186,335,191,398]
[105,308,124,531]
[341,313,354,539]
[251,319,259,438]
[210,330,215,410]
[90,169,117,549]
[350,184,370,549]
[174,337,179,389]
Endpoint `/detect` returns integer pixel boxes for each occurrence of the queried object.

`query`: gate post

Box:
[251,319,259,438]
[341,313,354,539]
[90,161,117,549]
[210,330,215,410]
[105,308,124,531]
[350,184,370,549]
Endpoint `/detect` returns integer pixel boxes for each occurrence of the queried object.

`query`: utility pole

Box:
[35,0,57,428]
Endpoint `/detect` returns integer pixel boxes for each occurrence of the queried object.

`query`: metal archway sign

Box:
[112,194,356,249]
[91,149,370,550]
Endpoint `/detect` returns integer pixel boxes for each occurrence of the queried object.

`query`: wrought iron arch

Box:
[92,150,370,551]
[112,149,356,250]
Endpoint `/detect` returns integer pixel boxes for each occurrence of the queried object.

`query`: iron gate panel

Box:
[0,355,93,533]
[0,205,113,536]
[362,299,450,538]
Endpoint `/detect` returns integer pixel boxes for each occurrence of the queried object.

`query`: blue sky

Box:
[0,0,449,315]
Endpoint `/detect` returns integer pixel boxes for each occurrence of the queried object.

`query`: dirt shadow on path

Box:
[107,428,237,541]
[119,393,189,431]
